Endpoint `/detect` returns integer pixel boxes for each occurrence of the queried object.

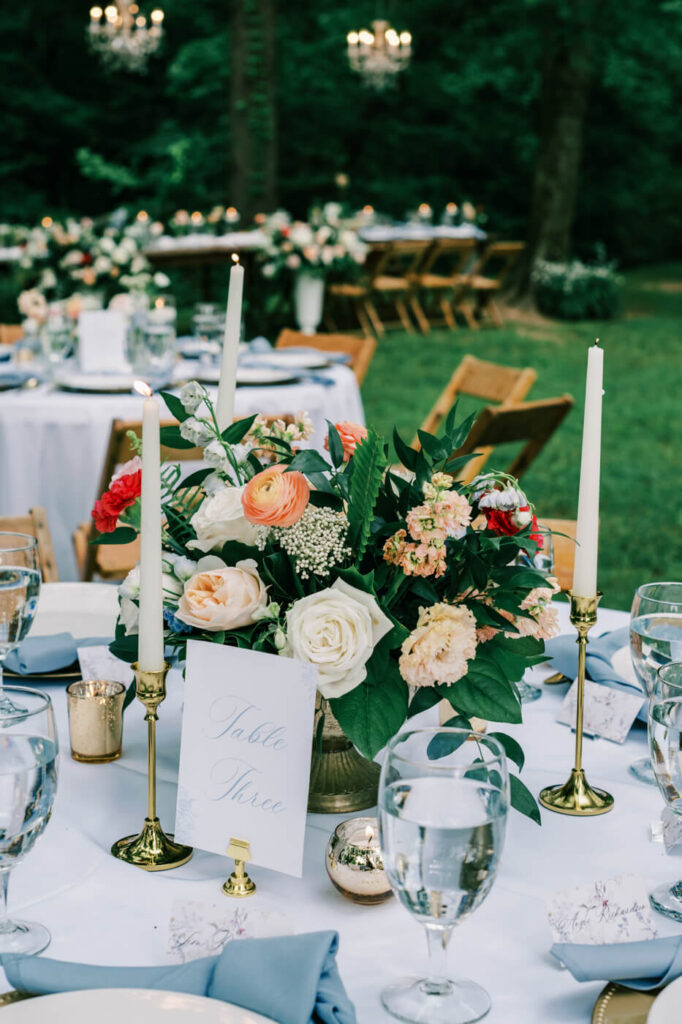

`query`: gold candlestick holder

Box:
[111,663,193,870]
[539,592,614,816]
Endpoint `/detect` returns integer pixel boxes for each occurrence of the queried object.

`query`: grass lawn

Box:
[360,264,682,611]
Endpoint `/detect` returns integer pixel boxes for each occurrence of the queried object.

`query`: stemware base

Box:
[628,757,657,786]
[517,680,542,704]
[650,881,682,922]
[381,976,491,1024]
[0,919,51,956]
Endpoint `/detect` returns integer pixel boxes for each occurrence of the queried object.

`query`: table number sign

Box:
[556,678,643,743]
[78,310,129,373]
[175,640,317,877]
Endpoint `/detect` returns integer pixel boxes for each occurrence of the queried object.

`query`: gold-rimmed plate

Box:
[3,661,81,683]
[592,982,658,1023]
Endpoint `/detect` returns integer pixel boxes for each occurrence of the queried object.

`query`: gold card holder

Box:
[222,837,257,898]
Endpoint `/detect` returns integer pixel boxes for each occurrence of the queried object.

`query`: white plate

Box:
[611,645,641,689]
[32,582,119,639]
[54,371,136,393]
[249,351,331,371]
[647,974,682,1024]
[0,988,275,1023]
[236,367,299,387]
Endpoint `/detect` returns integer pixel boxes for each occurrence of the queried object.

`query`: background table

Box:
[2,594,680,1022]
[0,364,363,581]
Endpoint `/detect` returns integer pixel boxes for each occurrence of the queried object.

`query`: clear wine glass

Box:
[0,685,59,954]
[648,663,682,920]
[0,533,41,716]
[378,726,509,1024]
[629,582,682,785]
[516,526,554,705]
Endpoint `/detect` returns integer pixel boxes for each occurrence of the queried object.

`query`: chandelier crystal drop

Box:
[88,0,164,73]
[346,19,412,91]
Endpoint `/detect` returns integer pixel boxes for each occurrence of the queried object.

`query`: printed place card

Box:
[77,644,134,688]
[166,899,293,963]
[78,310,129,373]
[546,874,658,944]
[175,641,317,877]
[556,679,643,743]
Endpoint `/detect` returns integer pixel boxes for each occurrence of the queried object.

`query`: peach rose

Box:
[242,465,309,527]
[176,560,267,631]
[325,421,368,462]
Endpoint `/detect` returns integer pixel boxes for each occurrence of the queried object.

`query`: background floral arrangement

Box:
[94,384,560,823]
[258,203,368,280]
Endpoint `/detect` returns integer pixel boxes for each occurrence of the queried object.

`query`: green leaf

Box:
[417,430,450,461]
[220,540,259,564]
[447,409,478,450]
[90,526,138,545]
[286,449,332,475]
[221,414,257,445]
[109,633,138,663]
[443,399,460,437]
[180,467,213,489]
[407,687,442,718]
[122,679,137,710]
[489,731,525,771]
[347,428,388,559]
[441,669,522,724]
[160,390,190,423]
[392,427,418,471]
[330,667,408,760]
[326,422,345,469]
[308,490,344,510]
[510,773,541,825]
[160,425,196,450]
[426,715,472,758]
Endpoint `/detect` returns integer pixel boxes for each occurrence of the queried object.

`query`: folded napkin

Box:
[4,634,110,676]
[544,627,646,721]
[2,931,356,1024]
[552,935,682,991]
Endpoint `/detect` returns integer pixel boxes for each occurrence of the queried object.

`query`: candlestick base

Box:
[111,818,193,871]
[539,769,614,816]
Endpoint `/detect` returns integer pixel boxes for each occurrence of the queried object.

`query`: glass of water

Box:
[193,302,225,369]
[41,303,73,370]
[0,533,41,716]
[379,726,509,1023]
[0,686,58,954]
[648,663,682,920]
[629,582,682,785]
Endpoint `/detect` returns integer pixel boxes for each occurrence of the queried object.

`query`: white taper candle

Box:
[136,381,165,671]
[216,254,245,431]
[572,341,604,598]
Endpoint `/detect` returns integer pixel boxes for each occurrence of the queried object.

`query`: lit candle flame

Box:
[133,380,153,398]
[231,253,240,264]
[154,297,164,309]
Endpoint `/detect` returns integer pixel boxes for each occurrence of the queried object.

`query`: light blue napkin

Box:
[552,935,682,991]
[2,931,356,1024]
[4,634,111,676]
[544,627,646,722]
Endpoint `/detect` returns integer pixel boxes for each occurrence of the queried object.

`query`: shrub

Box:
[533,258,623,320]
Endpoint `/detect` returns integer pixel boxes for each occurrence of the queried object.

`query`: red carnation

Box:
[91,470,142,533]
[81,252,93,265]
[483,508,517,537]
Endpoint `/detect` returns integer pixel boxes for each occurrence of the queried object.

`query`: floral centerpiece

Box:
[258,203,367,280]
[93,385,559,822]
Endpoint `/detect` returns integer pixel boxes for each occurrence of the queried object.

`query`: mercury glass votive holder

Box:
[325,816,392,905]
[66,680,125,763]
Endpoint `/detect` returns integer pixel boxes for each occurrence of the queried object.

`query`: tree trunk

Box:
[229,0,278,220]
[511,19,592,303]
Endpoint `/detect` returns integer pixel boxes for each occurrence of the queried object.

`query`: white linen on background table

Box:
[0,364,364,581]
[2,599,680,1022]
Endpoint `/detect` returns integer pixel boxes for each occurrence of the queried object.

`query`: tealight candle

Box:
[325,817,392,905]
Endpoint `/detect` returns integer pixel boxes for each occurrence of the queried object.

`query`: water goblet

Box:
[629,582,682,785]
[42,303,73,371]
[193,303,224,368]
[648,663,682,920]
[0,686,58,954]
[0,533,41,715]
[378,726,508,1023]
[515,526,554,704]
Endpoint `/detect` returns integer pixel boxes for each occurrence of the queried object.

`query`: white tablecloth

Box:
[0,365,363,581]
[3,597,680,1022]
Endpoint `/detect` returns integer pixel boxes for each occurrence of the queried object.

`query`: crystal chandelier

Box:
[346,19,412,90]
[88,1,164,73]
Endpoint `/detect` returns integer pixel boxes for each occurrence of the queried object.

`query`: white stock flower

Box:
[179,381,205,415]
[203,439,231,472]
[188,485,259,553]
[119,565,140,600]
[162,553,197,582]
[119,596,139,635]
[283,579,393,699]
[179,417,214,446]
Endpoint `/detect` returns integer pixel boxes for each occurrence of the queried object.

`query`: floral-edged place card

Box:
[166,899,294,963]
[175,640,317,877]
[546,874,658,945]
[556,679,644,743]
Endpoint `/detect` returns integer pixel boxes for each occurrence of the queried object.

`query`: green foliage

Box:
[534,259,623,320]
[346,429,388,558]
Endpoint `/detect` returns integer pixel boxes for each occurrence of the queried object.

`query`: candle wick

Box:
[594,338,600,346]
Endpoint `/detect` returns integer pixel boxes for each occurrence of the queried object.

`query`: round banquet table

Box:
[2,593,680,1023]
[0,364,364,582]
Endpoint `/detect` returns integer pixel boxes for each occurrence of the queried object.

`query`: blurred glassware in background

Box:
[128,294,176,388]
[648,662,682,920]
[41,302,73,372]
[192,302,225,370]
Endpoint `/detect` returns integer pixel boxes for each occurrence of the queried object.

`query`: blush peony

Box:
[242,465,309,528]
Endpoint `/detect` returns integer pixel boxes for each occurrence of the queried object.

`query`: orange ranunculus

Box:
[325,421,368,462]
[242,464,310,528]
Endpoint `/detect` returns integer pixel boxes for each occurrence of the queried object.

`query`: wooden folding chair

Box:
[451,394,574,484]
[324,243,387,338]
[460,241,525,328]
[0,324,24,345]
[0,508,59,582]
[411,238,479,332]
[74,418,203,582]
[275,329,377,386]
[414,355,537,448]
[538,518,577,592]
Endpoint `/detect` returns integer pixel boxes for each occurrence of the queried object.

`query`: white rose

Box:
[188,485,259,553]
[283,579,393,699]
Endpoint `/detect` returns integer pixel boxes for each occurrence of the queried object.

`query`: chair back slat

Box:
[0,508,58,582]
[418,238,477,278]
[373,240,433,279]
[470,241,525,285]
[0,324,24,345]
[276,329,376,385]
